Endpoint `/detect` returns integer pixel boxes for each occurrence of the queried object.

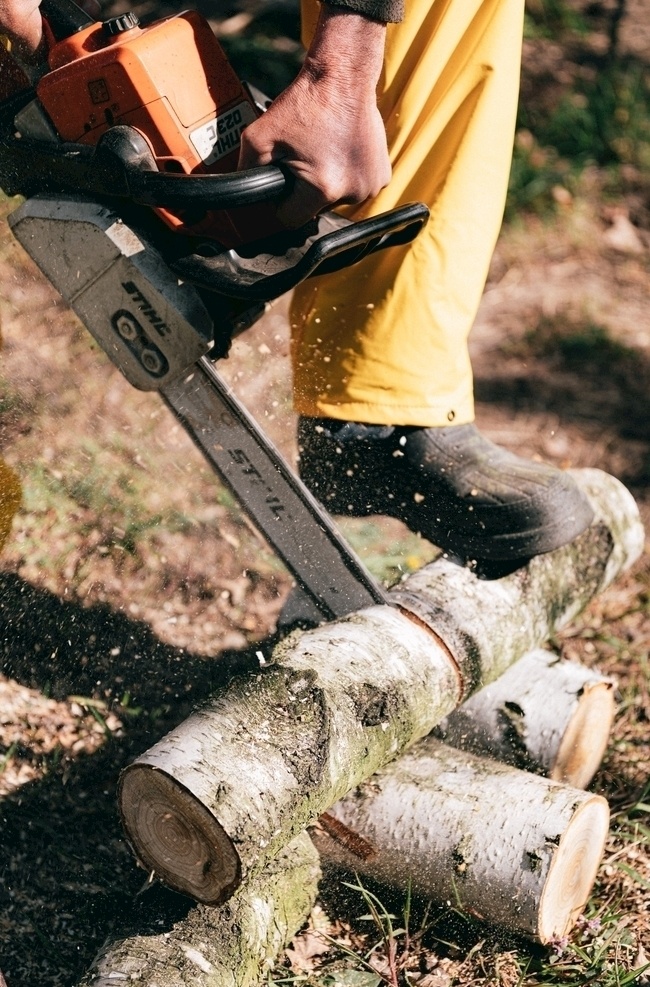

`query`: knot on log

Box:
[349,681,406,727]
[263,667,331,788]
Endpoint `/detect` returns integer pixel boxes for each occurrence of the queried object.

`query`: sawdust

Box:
[0,1,648,985]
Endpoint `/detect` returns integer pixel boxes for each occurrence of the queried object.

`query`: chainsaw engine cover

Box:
[35,9,280,248]
[9,195,215,390]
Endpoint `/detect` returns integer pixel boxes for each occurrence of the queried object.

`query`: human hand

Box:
[0,0,99,61]
[0,0,46,60]
[238,4,391,228]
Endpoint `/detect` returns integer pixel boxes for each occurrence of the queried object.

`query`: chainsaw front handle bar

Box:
[0,103,288,209]
[41,0,95,37]
[0,97,429,298]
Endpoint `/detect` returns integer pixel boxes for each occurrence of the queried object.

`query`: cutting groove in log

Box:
[77,832,320,987]
[119,469,643,903]
[312,739,610,943]
[436,648,616,788]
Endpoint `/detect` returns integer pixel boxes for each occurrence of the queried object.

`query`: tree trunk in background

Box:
[119,469,642,904]
[313,739,610,943]
[436,647,616,788]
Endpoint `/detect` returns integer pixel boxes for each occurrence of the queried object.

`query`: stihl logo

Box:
[121,282,171,338]
[190,101,257,165]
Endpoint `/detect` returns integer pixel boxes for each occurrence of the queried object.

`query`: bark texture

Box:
[436,648,616,788]
[391,469,643,695]
[119,468,642,903]
[120,608,461,902]
[313,739,610,943]
[77,832,320,987]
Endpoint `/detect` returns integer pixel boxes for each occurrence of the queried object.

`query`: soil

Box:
[0,2,648,985]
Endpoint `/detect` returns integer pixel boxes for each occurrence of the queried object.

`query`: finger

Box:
[274,178,330,229]
[238,127,273,171]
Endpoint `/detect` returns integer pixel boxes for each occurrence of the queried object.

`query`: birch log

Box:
[436,648,616,788]
[77,832,320,987]
[119,468,642,903]
[313,739,609,943]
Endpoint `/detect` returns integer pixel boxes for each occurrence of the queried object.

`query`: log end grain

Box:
[538,793,610,943]
[119,765,241,904]
[436,650,616,789]
[551,680,616,789]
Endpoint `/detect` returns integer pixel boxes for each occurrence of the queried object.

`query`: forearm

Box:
[238,2,392,225]
[302,3,387,102]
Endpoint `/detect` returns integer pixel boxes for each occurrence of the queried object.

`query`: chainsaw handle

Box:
[40,0,94,38]
[0,114,289,208]
[169,202,430,302]
[129,164,288,210]
[95,126,291,208]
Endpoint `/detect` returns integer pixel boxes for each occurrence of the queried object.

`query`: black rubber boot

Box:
[297,417,594,566]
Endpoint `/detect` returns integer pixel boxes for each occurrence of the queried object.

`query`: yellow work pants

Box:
[292,0,524,426]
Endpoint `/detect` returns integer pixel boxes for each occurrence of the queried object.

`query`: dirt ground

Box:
[0,1,648,985]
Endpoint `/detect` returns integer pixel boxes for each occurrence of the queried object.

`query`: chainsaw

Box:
[0,0,429,625]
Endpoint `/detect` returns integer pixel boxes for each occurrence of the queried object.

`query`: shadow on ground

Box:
[0,573,272,986]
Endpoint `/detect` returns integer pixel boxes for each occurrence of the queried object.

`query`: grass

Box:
[336,517,439,587]
[509,1,650,216]
[518,316,632,368]
[524,62,650,172]
[523,0,591,39]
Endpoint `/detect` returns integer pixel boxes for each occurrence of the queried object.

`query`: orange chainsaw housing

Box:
[36,10,282,248]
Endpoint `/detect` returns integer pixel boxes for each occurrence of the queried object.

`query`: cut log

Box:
[312,739,610,943]
[119,468,642,903]
[436,648,616,788]
[77,831,320,987]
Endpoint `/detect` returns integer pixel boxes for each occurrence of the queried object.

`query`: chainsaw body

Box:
[9,195,214,389]
[1,0,431,622]
[0,0,428,307]
[36,9,278,248]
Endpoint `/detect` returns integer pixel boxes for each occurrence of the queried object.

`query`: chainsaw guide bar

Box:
[9,196,388,620]
[1,0,430,624]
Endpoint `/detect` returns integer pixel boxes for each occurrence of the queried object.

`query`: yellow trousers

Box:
[292,0,524,426]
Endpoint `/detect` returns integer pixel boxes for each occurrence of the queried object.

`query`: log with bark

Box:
[436,648,616,788]
[119,468,642,904]
[312,738,610,943]
[77,832,320,987]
